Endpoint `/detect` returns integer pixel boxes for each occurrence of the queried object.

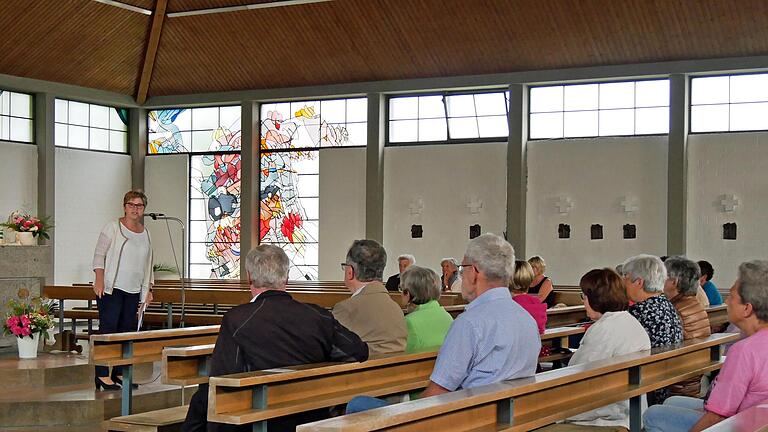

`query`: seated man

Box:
[385,254,415,292]
[182,245,368,432]
[644,260,768,432]
[347,233,540,412]
[334,239,408,355]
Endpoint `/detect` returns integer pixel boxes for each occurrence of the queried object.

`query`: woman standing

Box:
[92,190,154,390]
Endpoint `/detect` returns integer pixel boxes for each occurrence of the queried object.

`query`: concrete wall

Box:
[0,141,37,232]
[54,147,132,283]
[526,136,668,284]
[318,147,367,279]
[383,142,508,277]
[687,132,768,288]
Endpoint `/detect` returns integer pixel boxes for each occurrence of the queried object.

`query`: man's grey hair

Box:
[463,233,515,283]
[245,244,289,289]
[665,256,701,297]
[401,265,441,305]
[398,254,416,265]
[622,254,667,293]
[440,257,458,268]
[738,260,768,322]
[346,239,387,282]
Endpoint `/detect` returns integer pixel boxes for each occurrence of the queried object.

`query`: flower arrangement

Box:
[1,210,54,239]
[3,297,55,339]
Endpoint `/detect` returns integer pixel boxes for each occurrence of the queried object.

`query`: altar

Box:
[0,245,52,347]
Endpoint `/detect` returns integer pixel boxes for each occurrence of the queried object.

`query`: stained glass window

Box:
[260,98,367,149]
[189,153,242,279]
[148,106,242,154]
[149,106,242,279]
[55,99,128,152]
[259,151,319,280]
[691,73,768,132]
[259,98,358,280]
[388,91,509,144]
[529,79,669,139]
[0,90,34,143]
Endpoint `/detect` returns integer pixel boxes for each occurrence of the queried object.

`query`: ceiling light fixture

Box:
[91,0,153,15]
[167,0,333,18]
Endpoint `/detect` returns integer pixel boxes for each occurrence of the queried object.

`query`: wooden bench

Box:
[105,326,588,431]
[91,325,220,416]
[206,350,438,430]
[297,333,740,432]
[702,398,768,431]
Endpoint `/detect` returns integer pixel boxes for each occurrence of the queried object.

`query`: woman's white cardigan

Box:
[92,220,154,303]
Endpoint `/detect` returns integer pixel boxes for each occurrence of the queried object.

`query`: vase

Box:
[17,333,40,359]
[16,231,36,246]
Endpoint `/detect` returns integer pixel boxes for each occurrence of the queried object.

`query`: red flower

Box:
[280,213,303,243]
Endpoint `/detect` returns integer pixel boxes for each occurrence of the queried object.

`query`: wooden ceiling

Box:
[1,0,767,102]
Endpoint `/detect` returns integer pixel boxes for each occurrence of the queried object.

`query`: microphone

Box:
[143,212,165,220]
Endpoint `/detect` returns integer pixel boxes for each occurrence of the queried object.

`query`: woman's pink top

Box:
[513,293,547,334]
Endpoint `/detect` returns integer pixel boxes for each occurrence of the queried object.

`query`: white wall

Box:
[526,136,668,285]
[687,132,768,288]
[383,143,508,276]
[0,142,37,234]
[54,148,132,284]
[318,147,367,279]
[144,155,188,277]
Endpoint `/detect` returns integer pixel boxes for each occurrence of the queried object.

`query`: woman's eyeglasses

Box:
[125,203,145,209]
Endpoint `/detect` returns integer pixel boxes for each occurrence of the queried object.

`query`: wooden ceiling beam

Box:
[135,0,168,104]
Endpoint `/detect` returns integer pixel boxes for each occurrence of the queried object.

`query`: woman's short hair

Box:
[440,257,458,268]
[123,190,148,207]
[345,239,387,282]
[511,260,535,292]
[665,256,701,297]
[737,260,768,322]
[401,265,441,305]
[580,268,629,314]
[621,254,667,293]
[697,260,715,281]
[463,233,515,283]
[245,244,289,289]
[528,255,546,274]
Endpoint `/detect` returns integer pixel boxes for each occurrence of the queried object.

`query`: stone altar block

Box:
[0,245,52,347]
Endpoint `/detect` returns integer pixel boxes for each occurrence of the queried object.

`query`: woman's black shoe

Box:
[113,376,139,389]
[95,377,121,390]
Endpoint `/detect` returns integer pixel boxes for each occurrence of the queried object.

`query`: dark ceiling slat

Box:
[137,0,169,104]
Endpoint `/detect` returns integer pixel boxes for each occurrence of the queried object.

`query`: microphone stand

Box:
[146,214,187,328]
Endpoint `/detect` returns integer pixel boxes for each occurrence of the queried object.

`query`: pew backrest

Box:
[90,325,220,366]
[297,333,740,432]
[207,350,439,426]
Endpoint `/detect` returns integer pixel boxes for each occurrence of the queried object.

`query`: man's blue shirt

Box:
[430,287,541,391]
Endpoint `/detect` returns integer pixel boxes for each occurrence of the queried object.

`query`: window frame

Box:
[689,71,768,135]
[385,89,511,146]
[54,98,129,154]
[527,78,671,141]
[0,89,35,145]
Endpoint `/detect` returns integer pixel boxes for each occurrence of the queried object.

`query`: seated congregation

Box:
[90,232,766,432]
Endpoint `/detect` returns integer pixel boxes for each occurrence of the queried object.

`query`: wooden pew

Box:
[90,325,220,416]
[297,333,739,432]
[702,398,768,431]
[106,326,585,431]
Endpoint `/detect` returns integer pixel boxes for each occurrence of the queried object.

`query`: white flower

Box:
[30,226,38,232]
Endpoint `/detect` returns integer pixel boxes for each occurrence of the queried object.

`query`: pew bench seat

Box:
[105,405,189,432]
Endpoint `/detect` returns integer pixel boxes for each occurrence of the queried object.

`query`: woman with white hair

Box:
[440,258,462,293]
[644,260,768,431]
[621,254,683,405]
